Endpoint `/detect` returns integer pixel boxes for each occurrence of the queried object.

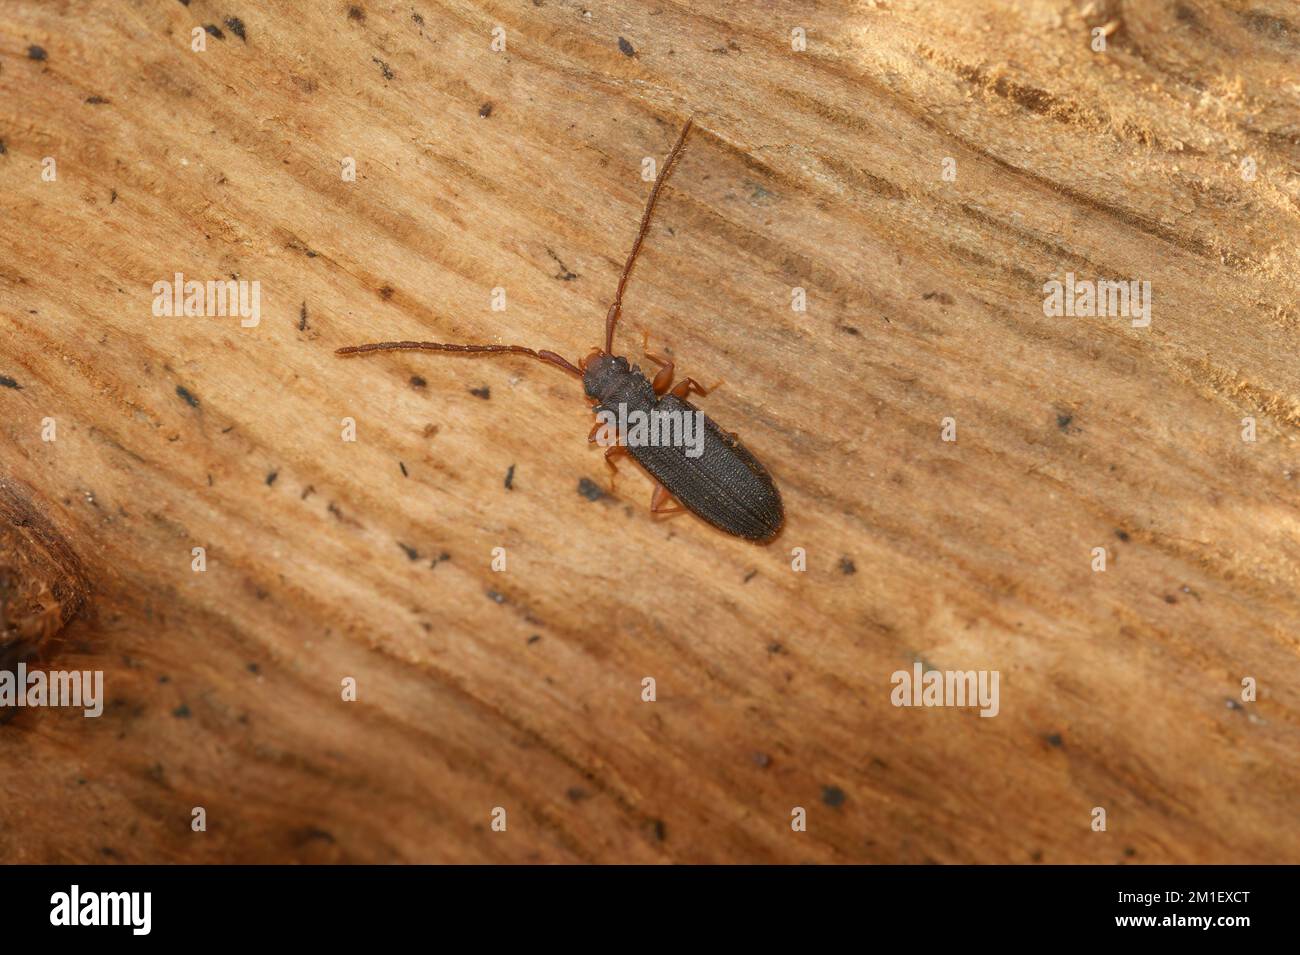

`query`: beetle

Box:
[336,118,784,543]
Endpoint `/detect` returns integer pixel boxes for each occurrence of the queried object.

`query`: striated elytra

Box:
[582,353,783,541]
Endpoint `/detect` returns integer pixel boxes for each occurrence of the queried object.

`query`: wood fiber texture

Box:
[0,0,1297,863]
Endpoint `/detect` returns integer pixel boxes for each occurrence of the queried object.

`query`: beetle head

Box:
[581,351,630,402]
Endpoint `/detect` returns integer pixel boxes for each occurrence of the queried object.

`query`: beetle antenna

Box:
[603,117,693,355]
[335,341,582,378]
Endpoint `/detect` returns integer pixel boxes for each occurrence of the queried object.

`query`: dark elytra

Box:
[581,354,782,541]
[336,118,785,543]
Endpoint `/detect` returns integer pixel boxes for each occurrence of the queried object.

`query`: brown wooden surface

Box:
[1,0,1298,863]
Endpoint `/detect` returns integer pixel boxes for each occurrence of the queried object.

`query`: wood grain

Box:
[1,0,1297,863]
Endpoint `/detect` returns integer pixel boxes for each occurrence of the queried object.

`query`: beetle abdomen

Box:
[623,394,784,542]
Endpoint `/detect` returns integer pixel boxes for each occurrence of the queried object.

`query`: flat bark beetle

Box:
[337,119,784,543]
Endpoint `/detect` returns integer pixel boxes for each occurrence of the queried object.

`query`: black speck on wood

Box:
[0,375,21,390]
[265,471,278,486]
[176,385,200,408]
[398,542,420,561]
[27,45,47,61]
[486,589,506,604]
[479,102,493,118]
[469,385,490,399]
[224,17,247,41]
[839,556,856,575]
[821,785,846,808]
[504,464,515,490]
[372,57,394,80]
[618,37,635,56]
[85,95,109,105]
[173,703,192,719]
[298,301,308,330]
[379,285,394,300]
[0,140,6,155]
[546,247,578,281]
[577,477,605,501]
[1115,529,1130,542]
[409,375,426,389]
[1056,413,1073,431]
[204,24,225,39]
[286,238,318,258]
[399,461,408,477]
[348,5,366,21]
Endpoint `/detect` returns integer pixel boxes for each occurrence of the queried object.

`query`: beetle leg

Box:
[641,331,676,396]
[649,358,675,396]
[604,445,628,491]
[668,377,722,400]
[650,482,686,517]
[650,361,681,397]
